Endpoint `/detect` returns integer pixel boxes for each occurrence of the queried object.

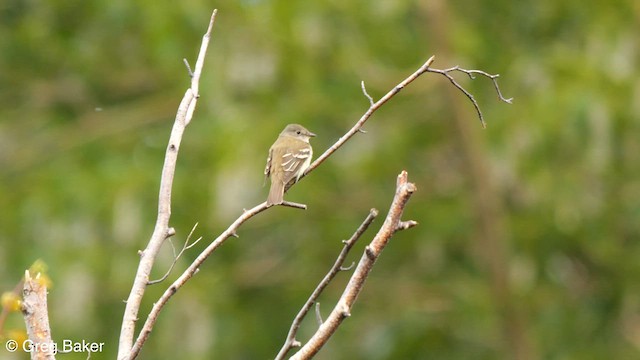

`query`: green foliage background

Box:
[1,0,639,359]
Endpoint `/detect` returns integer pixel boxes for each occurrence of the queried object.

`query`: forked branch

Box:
[117,9,218,360]
[147,223,202,285]
[275,209,379,360]
[289,171,418,360]
[426,64,513,128]
[296,55,511,181]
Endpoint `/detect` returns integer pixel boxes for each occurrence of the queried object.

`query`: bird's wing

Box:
[281,146,312,184]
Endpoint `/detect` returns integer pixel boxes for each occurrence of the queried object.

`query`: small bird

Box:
[264,124,316,206]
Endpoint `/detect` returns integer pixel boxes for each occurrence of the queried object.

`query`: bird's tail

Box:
[267,180,284,206]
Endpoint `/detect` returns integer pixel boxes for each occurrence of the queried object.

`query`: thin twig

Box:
[290,171,417,360]
[315,302,323,326]
[426,64,513,128]
[397,220,418,231]
[183,58,194,78]
[128,201,269,360]
[148,223,202,285]
[281,200,308,210]
[275,209,378,360]
[117,9,218,360]
[339,262,355,271]
[447,67,513,104]
[361,81,374,107]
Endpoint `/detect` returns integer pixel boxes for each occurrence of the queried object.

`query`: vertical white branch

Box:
[117,9,218,360]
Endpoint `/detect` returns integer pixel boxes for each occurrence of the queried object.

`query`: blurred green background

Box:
[1,0,639,359]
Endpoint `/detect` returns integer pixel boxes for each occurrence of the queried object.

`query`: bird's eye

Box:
[296,130,301,135]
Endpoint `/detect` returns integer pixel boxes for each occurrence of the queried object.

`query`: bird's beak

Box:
[308,131,316,137]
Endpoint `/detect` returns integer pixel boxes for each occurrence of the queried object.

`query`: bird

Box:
[264,124,316,206]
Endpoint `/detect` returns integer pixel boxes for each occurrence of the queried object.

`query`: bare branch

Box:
[128,201,269,360]
[315,302,323,326]
[297,56,436,181]
[280,200,308,210]
[22,271,55,360]
[339,262,355,271]
[147,223,202,285]
[282,54,510,197]
[397,220,419,231]
[275,209,378,360]
[449,67,513,104]
[290,171,417,360]
[426,64,513,128]
[182,58,194,78]
[117,9,218,360]
[361,81,374,107]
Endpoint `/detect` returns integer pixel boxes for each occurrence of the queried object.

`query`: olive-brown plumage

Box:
[264,124,315,205]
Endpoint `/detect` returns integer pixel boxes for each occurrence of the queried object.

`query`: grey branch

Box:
[339,262,355,271]
[425,62,513,128]
[280,200,308,210]
[22,271,55,360]
[275,209,378,360]
[183,58,194,78]
[128,201,270,359]
[296,56,437,182]
[315,302,323,326]
[147,223,202,285]
[289,171,417,360]
[361,81,374,107]
[292,56,511,188]
[117,9,218,360]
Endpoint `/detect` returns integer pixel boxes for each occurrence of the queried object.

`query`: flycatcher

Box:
[264,124,316,206]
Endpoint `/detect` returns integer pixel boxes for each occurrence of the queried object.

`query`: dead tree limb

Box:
[275,209,379,360]
[289,171,418,360]
[117,9,218,360]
